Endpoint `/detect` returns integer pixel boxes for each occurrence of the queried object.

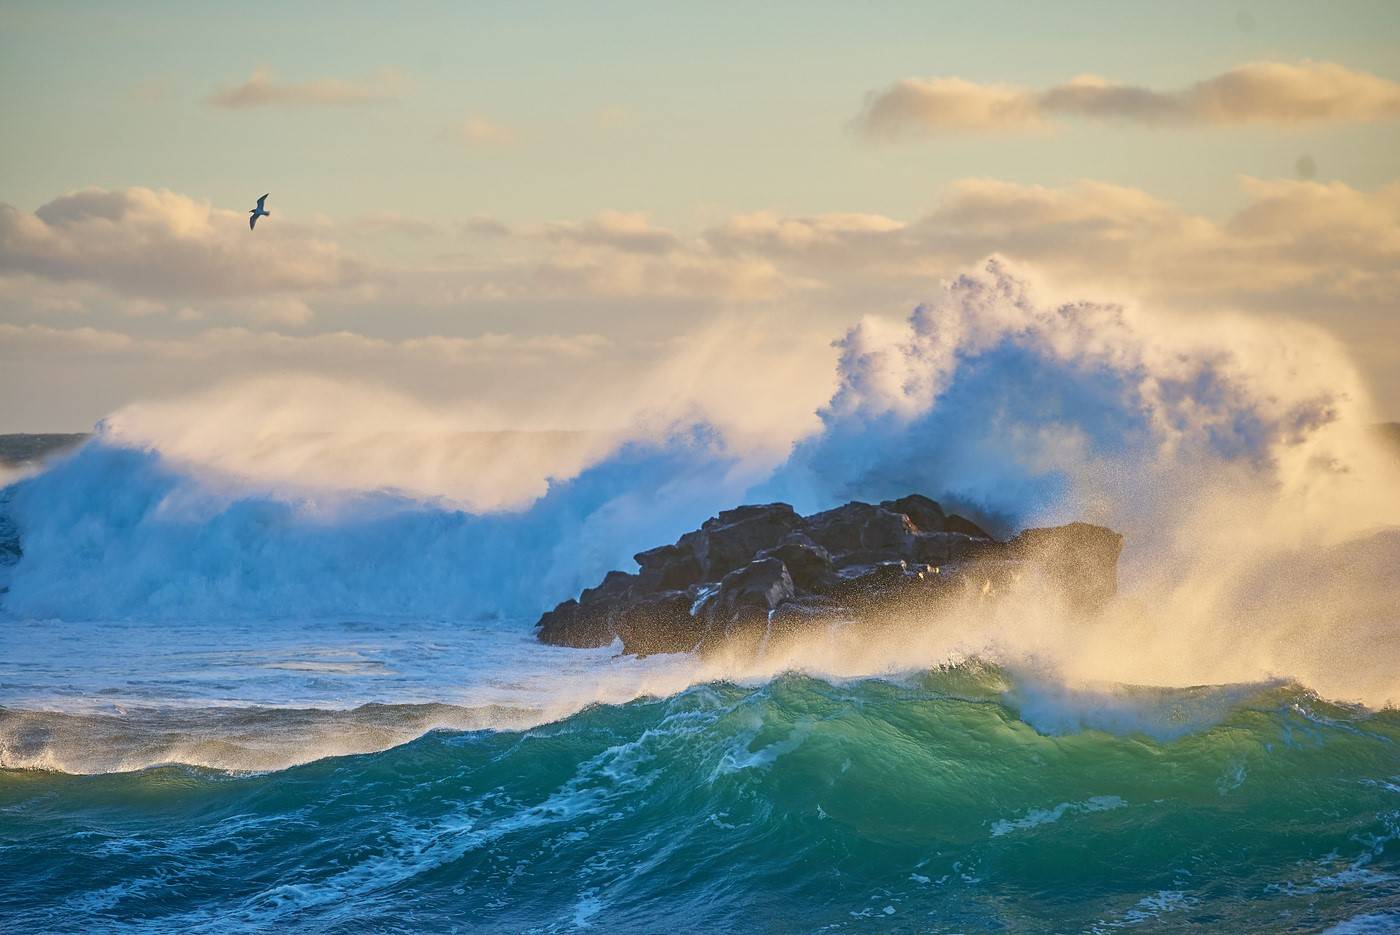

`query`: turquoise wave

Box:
[3,670,1398,933]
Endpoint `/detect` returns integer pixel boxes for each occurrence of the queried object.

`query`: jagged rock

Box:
[580,569,636,607]
[944,513,992,539]
[825,560,952,611]
[1007,522,1123,611]
[634,543,703,591]
[682,503,803,581]
[535,493,1123,656]
[536,569,638,648]
[769,594,846,628]
[757,534,837,592]
[535,598,613,649]
[613,590,701,655]
[880,494,946,533]
[803,501,917,562]
[706,557,794,626]
[911,531,987,566]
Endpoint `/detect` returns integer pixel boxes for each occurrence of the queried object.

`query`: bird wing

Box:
[250,214,258,230]
[256,194,269,210]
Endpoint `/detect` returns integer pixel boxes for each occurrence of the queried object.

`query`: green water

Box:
[2,671,1398,933]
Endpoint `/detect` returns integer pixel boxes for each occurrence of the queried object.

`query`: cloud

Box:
[0,187,359,311]
[854,78,1042,139]
[461,215,512,238]
[208,67,406,109]
[855,61,1400,138]
[0,322,612,367]
[451,116,519,147]
[595,106,633,130]
[691,177,1400,409]
[702,177,1400,319]
[535,211,681,254]
[5,179,1400,425]
[350,212,445,240]
[0,322,138,355]
[7,180,1397,322]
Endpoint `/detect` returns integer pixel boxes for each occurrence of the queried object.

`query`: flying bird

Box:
[248,193,270,230]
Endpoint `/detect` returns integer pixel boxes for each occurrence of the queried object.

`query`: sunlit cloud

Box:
[594,106,633,130]
[534,211,681,254]
[451,116,520,146]
[0,188,358,315]
[855,61,1400,139]
[208,66,407,109]
[4,178,1399,410]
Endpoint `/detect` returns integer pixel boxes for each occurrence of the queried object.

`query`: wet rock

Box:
[706,557,794,627]
[1007,522,1123,611]
[911,531,988,566]
[944,513,992,539]
[803,501,917,562]
[757,534,837,593]
[614,590,702,655]
[535,598,614,649]
[535,493,1123,656]
[880,494,946,533]
[682,503,803,581]
[633,543,704,592]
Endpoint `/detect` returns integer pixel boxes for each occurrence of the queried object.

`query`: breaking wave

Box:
[3,259,1399,931]
[3,258,1396,703]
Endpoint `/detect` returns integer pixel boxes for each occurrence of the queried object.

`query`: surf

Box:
[2,258,1398,931]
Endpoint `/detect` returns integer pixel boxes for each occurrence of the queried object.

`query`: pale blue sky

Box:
[2,1,1399,430]
[4,1,1398,225]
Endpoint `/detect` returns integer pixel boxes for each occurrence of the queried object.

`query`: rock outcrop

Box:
[536,494,1122,656]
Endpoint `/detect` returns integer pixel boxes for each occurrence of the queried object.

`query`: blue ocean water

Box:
[2,661,1398,932]
[3,264,1399,931]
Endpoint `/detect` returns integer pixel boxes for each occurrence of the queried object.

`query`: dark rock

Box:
[535,598,614,649]
[766,594,848,647]
[696,557,794,654]
[803,501,917,561]
[634,543,704,592]
[0,433,88,470]
[1008,522,1123,611]
[580,569,637,606]
[535,492,1123,657]
[614,590,702,655]
[944,513,992,539]
[880,494,946,533]
[911,531,989,566]
[757,534,837,592]
[706,557,794,628]
[683,502,803,581]
[769,594,846,628]
[827,559,935,607]
[535,569,639,649]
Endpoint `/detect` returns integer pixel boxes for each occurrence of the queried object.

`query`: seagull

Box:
[248,193,270,230]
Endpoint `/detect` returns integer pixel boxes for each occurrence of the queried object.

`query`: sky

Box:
[2,0,1399,431]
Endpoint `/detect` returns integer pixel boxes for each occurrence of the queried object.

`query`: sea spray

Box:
[3,260,1399,705]
[2,258,1399,930]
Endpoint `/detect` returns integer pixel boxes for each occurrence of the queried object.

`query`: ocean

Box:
[3,263,1398,932]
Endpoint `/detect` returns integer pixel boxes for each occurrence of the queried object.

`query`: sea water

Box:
[3,262,1398,932]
